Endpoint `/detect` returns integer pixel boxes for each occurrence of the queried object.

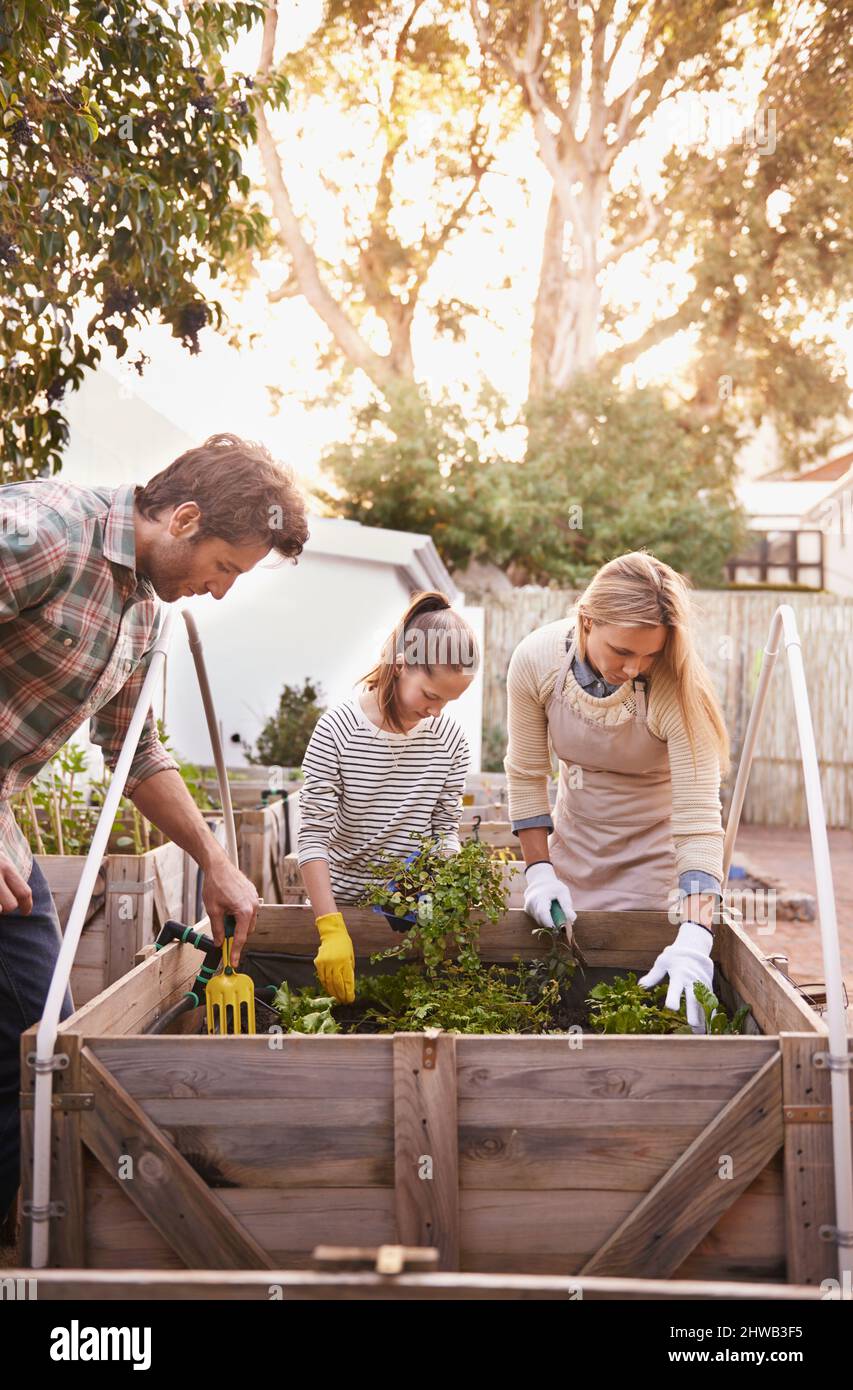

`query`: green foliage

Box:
[587,973,694,1035]
[693,981,751,1035]
[316,382,496,571]
[587,972,750,1035]
[518,924,577,1011]
[243,679,326,768]
[12,728,211,856]
[354,961,554,1034]
[271,981,339,1034]
[359,831,509,972]
[640,2,853,468]
[320,373,747,586]
[0,0,289,479]
[497,372,748,589]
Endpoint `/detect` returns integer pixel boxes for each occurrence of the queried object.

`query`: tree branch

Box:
[598,282,710,373]
[600,186,661,267]
[255,1,397,387]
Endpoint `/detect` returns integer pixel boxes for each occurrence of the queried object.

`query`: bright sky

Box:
[93,0,853,490]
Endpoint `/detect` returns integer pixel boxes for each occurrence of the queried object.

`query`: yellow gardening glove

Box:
[314,912,355,1003]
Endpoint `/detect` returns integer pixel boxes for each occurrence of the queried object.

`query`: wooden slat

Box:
[458,1099,784,1193]
[83,1171,396,1268]
[714,913,825,1035]
[781,1031,841,1286]
[80,1046,274,1269]
[248,903,682,965]
[56,939,202,1038]
[78,1160,785,1281]
[18,1031,35,1267]
[2,1268,822,1301]
[458,1187,784,1281]
[142,1096,394,1188]
[393,1032,459,1269]
[456,1034,779,1101]
[89,1034,394,1099]
[579,1051,784,1277]
[48,1035,86,1268]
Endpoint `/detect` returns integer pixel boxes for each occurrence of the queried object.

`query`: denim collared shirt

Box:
[512,633,722,902]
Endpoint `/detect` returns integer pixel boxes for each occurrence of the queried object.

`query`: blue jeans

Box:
[0,859,74,1221]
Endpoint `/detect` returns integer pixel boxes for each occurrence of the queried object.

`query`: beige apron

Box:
[546,626,677,911]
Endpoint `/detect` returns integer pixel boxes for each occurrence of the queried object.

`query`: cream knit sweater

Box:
[504,618,725,882]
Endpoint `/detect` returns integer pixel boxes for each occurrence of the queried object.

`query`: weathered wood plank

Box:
[579,1051,784,1277]
[1,1268,821,1300]
[79,1047,274,1270]
[89,1035,395,1099]
[57,940,203,1038]
[715,915,825,1036]
[456,1035,779,1101]
[50,1036,86,1269]
[393,1032,459,1269]
[83,1174,396,1268]
[781,1032,841,1286]
[145,1101,394,1189]
[458,1188,784,1281]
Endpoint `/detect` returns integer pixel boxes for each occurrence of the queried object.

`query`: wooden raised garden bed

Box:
[40,841,204,1008]
[18,902,838,1288]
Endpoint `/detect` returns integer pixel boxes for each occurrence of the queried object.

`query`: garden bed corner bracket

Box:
[812,1050,852,1071]
[819,1226,853,1247]
[422,1029,441,1070]
[26,1051,69,1073]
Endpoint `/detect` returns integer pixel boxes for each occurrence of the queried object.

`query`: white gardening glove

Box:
[638,921,714,1033]
[523,861,577,934]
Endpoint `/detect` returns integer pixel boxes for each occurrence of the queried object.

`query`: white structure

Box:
[55,366,485,772]
[731,435,853,595]
[165,516,484,770]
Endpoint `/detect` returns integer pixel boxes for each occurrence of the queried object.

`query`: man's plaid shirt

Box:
[0,479,179,882]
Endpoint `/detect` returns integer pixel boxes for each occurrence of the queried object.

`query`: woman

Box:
[505,550,729,1032]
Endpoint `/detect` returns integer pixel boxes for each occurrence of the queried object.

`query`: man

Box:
[0,432,310,1222]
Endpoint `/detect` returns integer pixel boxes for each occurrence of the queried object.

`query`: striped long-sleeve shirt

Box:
[297,693,470,905]
[0,480,179,882]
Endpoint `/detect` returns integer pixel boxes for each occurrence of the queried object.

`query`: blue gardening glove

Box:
[372,852,428,934]
[638,921,714,1033]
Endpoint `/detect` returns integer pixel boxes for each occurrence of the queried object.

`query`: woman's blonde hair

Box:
[572,550,730,778]
[358,590,480,735]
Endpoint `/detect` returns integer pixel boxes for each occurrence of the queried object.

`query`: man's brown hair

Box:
[135,433,309,558]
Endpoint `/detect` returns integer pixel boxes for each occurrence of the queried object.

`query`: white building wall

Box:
[164,552,484,772]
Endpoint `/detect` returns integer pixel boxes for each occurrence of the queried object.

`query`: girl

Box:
[505,550,730,1033]
[298,591,478,1003]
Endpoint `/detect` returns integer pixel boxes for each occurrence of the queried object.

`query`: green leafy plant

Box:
[353,963,554,1035]
[587,973,750,1035]
[243,679,326,768]
[13,727,210,856]
[587,973,694,1035]
[693,981,751,1035]
[271,981,339,1034]
[517,924,577,1016]
[0,0,289,480]
[359,832,508,973]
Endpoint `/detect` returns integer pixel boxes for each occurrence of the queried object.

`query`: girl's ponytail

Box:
[357,589,479,735]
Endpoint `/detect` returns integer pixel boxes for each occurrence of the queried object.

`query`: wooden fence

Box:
[478,587,853,830]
